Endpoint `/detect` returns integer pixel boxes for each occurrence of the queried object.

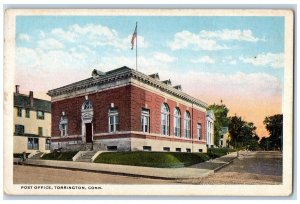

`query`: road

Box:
[14,151,282,185]
[178,151,282,184]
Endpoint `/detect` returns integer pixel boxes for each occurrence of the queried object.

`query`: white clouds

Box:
[152,52,176,63]
[168,30,229,51]
[168,29,262,51]
[37,38,65,50]
[47,24,148,51]
[239,53,284,68]
[191,56,215,64]
[199,29,260,42]
[18,33,30,42]
[168,70,281,102]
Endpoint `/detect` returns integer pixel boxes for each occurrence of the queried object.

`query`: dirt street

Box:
[178,151,282,184]
[13,151,282,185]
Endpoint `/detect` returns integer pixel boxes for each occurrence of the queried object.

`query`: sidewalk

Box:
[14,152,237,180]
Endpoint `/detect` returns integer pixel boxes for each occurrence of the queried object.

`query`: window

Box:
[25,108,30,118]
[82,100,93,110]
[141,108,150,133]
[184,111,191,138]
[186,148,191,153]
[175,148,181,152]
[143,146,151,151]
[161,103,170,135]
[15,125,24,135]
[37,111,45,120]
[60,115,68,137]
[38,127,43,136]
[220,140,223,146]
[45,139,50,150]
[163,147,170,152]
[17,107,22,117]
[197,123,202,140]
[107,146,118,151]
[28,138,39,150]
[199,149,203,153]
[174,108,181,137]
[109,108,119,132]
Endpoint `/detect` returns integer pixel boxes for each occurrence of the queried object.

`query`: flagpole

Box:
[136,22,138,71]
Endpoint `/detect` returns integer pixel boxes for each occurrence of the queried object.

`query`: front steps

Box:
[75,151,97,162]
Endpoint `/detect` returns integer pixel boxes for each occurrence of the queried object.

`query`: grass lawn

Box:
[41,151,78,161]
[93,151,210,168]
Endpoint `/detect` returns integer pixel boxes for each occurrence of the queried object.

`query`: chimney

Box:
[29,91,33,107]
[15,85,20,94]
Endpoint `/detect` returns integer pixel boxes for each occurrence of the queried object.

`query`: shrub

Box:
[41,151,78,161]
[207,147,235,159]
[13,153,30,158]
[94,151,210,168]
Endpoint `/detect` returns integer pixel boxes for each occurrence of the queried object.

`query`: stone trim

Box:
[47,67,208,109]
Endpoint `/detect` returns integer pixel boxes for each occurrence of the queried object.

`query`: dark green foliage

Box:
[263,114,283,151]
[208,103,230,146]
[207,148,235,159]
[94,152,210,168]
[41,151,78,161]
[13,153,30,158]
[228,116,259,150]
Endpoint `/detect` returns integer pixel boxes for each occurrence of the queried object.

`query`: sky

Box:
[15,15,284,137]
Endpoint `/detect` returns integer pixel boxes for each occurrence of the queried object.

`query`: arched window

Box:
[174,108,181,137]
[161,103,169,135]
[184,111,191,138]
[82,100,93,110]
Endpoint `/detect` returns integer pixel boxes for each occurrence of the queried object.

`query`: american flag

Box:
[131,23,137,50]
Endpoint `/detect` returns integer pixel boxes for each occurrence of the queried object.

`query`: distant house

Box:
[13,85,51,154]
[206,110,215,148]
[47,66,214,153]
[219,127,230,148]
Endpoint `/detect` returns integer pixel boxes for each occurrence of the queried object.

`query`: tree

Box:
[228,116,258,149]
[263,114,283,151]
[259,136,271,151]
[208,103,229,146]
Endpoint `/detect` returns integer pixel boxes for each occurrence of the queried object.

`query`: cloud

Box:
[239,53,284,68]
[48,24,148,51]
[168,30,229,51]
[199,29,261,42]
[152,52,176,63]
[191,56,215,64]
[168,29,262,51]
[37,38,65,50]
[18,33,30,42]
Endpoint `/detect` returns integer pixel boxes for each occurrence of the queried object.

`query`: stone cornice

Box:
[47,67,208,109]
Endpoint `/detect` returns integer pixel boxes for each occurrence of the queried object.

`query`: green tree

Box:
[263,114,283,151]
[259,137,271,151]
[208,103,229,146]
[228,116,258,149]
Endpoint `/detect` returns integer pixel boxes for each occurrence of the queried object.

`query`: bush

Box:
[41,151,78,161]
[207,147,235,159]
[94,151,210,168]
[13,153,30,158]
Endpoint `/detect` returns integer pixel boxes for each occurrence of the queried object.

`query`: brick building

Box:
[47,66,214,153]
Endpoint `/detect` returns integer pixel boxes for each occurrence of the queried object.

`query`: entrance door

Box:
[85,123,92,143]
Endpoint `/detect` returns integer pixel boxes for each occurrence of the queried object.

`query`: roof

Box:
[220,127,229,135]
[14,93,51,113]
[48,66,208,109]
[206,110,215,120]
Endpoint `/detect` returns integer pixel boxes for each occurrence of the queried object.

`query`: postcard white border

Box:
[3,8,294,196]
